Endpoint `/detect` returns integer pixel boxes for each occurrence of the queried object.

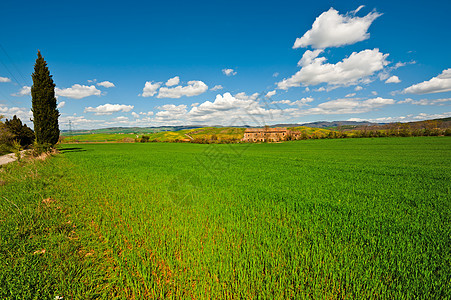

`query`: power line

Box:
[0,43,28,85]
[0,57,23,87]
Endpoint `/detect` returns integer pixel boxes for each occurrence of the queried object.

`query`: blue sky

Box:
[1,0,450,130]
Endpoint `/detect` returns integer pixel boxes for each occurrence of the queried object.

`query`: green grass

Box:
[62,133,139,143]
[1,137,450,298]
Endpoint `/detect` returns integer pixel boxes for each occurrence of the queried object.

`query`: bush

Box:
[4,115,34,147]
[140,135,150,143]
[31,141,52,156]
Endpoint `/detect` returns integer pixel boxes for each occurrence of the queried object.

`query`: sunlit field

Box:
[1,137,450,298]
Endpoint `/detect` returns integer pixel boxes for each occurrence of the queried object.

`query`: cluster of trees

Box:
[290,127,450,141]
[0,115,35,155]
[0,51,59,156]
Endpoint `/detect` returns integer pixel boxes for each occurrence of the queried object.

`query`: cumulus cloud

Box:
[398,98,451,106]
[56,84,101,99]
[131,112,139,118]
[12,86,31,96]
[57,101,66,109]
[188,93,267,123]
[139,111,154,116]
[0,104,33,124]
[354,86,363,91]
[403,68,451,94]
[271,100,292,105]
[0,76,11,82]
[211,85,223,91]
[97,81,115,88]
[277,49,388,89]
[59,114,104,128]
[111,116,129,122]
[293,7,381,49]
[165,76,180,87]
[305,97,395,115]
[84,103,134,115]
[265,90,276,98]
[140,81,161,97]
[234,92,259,101]
[345,93,356,97]
[385,76,401,83]
[271,97,314,106]
[153,104,188,124]
[222,68,237,76]
[273,72,279,77]
[348,112,451,123]
[157,80,208,98]
[185,92,292,125]
[292,97,315,106]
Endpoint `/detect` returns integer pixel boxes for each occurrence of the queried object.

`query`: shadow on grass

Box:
[59,147,87,153]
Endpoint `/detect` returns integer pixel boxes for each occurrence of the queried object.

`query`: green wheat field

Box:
[1,137,450,299]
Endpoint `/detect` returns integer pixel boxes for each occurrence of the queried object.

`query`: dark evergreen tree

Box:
[5,115,35,147]
[31,51,60,146]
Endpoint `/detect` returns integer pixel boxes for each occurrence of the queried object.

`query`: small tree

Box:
[31,51,60,148]
[5,115,35,147]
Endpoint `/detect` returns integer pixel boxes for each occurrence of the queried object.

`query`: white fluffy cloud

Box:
[56,84,101,99]
[277,49,388,89]
[0,76,11,82]
[354,86,363,91]
[385,75,401,83]
[293,7,381,49]
[60,114,104,127]
[140,81,161,97]
[139,111,154,116]
[165,76,180,87]
[12,86,31,96]
[222,68,237,76]
[13,83,107,98]
[403,69,451,94]
[271,100,292,105]
[348,112,451,123]
[0,104,33,124]
[57,101,66,109]
[234,92,259,101]
[305,97,395,115]
[271,97,314,106]
[186,92,291,124]
[157,80,208,98]
[211,85,223,91]
[153,104,188,124]
[111,116,129,122]
[97,81,115,88]
[84,103,134,115]
[265,90,276,98]
[398,98,451,106]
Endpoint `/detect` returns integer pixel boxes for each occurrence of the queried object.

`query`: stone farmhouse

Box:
[242,127,302,142]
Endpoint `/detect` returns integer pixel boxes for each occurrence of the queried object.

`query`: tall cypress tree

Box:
[31,51,60,147]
